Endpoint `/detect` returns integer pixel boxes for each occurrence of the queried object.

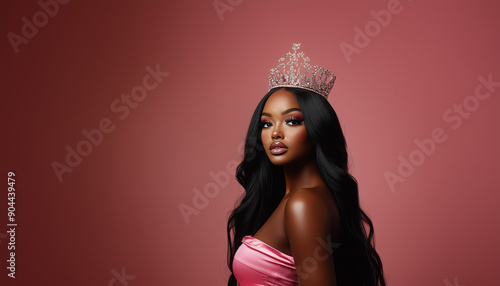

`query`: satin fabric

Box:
[233,235,298,286]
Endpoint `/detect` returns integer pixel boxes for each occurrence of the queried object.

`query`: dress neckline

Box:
[243,235,294,259]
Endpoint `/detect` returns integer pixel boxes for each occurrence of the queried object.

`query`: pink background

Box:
[1,0,499,285]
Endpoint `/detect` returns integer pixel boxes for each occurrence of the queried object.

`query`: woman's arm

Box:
[284,188,339,286]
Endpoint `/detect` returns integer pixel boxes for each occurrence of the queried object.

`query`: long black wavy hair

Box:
[226,87,385,286]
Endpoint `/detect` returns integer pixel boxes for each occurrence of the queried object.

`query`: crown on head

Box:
[269,43,336,99]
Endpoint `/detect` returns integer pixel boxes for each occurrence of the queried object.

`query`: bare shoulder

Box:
[283,186,341,277]
[285,186,338,216]
[284,186,340,233]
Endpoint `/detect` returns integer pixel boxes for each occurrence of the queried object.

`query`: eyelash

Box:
[261,116,304,128]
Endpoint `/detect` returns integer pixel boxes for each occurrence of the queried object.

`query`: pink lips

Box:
[270,141,288,155]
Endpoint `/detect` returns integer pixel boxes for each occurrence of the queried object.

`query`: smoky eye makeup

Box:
[260,118,272,128]
[260,113,304,127]
[286,114,303,120]
[285,115,304,125]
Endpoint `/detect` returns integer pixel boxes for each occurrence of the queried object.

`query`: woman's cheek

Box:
[261,131,271,152]
[261,131,268,146]
[290,127,309,145]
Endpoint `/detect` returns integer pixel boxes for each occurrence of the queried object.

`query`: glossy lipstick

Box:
[270,141,288,155]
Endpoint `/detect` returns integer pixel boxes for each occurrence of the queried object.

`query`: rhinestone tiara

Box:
[269,43,336,99]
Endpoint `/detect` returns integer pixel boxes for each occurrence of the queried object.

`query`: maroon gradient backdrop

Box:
[1,0,499,285]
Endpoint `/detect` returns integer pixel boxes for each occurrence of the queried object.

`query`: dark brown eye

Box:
[285,117,304,126]
[261,121,272,128]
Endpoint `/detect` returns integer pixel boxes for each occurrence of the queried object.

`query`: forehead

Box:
[262,89,300,113]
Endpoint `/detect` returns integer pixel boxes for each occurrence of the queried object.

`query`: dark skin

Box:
[253,88,341,286]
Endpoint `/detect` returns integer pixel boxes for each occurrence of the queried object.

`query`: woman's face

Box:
[260,89,314,167]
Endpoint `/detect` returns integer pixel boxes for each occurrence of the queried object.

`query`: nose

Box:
[271,125,283,140]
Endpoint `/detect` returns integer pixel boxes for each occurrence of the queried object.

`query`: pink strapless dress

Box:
[233,235,298,286]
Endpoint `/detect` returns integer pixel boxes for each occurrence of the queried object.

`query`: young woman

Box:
[226,44,385,286]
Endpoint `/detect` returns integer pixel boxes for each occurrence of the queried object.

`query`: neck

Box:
[283,157,325,196]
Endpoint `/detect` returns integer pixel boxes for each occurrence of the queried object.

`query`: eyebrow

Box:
[261,108,301,117]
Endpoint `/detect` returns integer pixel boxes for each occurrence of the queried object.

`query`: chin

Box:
[267,155,299,167]
[269,159,287,166]
[267,152,314,167]
[266,154,289,166]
